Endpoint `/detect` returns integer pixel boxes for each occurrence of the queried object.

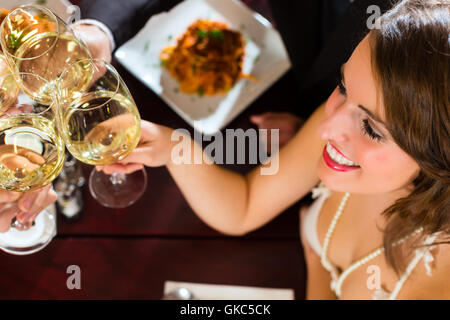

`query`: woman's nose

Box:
[318,99,351,142]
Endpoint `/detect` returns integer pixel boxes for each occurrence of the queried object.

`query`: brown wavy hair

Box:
[369,0,449,274]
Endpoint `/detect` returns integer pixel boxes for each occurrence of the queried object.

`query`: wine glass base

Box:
[0,208,56,255]
[89,168,147,209]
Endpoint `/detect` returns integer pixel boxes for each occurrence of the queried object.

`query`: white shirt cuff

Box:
[71,18,116,51]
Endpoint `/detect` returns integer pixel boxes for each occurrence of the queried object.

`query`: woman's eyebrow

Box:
[358,104,386,125]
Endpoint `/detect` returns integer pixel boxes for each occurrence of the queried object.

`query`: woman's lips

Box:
[322,145,361,172]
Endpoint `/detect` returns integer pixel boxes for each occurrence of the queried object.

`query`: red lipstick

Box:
[322,145,361,172]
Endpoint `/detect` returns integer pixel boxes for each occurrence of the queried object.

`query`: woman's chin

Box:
[316,159,359,193]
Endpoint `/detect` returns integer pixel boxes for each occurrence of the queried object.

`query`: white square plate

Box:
[115,0,291,135]
[2,0,75,23]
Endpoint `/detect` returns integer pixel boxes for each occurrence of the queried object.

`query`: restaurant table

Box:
[0,0,309,299]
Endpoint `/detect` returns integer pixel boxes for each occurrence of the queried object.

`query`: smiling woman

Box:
[95,0,449,300]
[369,0,450,275]
[312,0,448,296]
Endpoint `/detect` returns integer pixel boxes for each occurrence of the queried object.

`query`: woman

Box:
[99,0,449,299]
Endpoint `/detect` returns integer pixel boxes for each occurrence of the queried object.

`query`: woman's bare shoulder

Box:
[401,236,450,299]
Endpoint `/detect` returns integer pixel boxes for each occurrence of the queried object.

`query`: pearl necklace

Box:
[320,192,423,298]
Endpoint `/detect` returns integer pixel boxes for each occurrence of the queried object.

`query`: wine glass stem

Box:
[109,172,126,185]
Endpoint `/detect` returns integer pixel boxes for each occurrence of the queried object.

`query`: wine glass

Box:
[58,58,147,208]
[0,4,92,105]
[0,69,64,255]
[0,207,56,255]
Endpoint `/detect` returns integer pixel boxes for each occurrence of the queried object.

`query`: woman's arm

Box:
[165,104,326,235]
[101,104,327,235]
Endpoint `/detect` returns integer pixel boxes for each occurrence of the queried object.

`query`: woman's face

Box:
[316,35,420,195]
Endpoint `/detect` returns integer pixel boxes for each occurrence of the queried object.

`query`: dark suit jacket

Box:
[79,0,393,118]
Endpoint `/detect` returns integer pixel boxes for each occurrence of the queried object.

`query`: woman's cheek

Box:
[357,145,390,172]
[361,146,407,179]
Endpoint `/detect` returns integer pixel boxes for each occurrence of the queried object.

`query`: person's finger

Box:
[0,204,20,233]
[0,190,21,203]
[17,188,56,224]
[16,189,55,224]
[7,103,34,116]
[99,164,124,174]
[101,163,144,175]
[33,188,57,214]
[256,119,280,131]
[250,114,265,124]
[116,147,153,165]
[16,185,53,221]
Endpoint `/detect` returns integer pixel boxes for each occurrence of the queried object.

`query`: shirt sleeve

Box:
[79,0,159,48]
[71,18,117,51]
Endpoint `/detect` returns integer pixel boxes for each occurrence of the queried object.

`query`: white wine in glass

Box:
[0,73,65,192]
[0,5,92,104]
[58,59,147,208]
[64,91,140,165]
[0,70,62,255]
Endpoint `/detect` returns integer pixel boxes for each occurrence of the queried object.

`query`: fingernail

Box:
[17,211,33,223]
[22,199,33,211]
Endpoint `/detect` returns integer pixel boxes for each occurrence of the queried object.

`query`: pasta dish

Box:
[160,19,250,96]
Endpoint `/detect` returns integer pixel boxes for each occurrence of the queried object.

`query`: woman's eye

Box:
[338,79,347,96]
[362,119,383,142]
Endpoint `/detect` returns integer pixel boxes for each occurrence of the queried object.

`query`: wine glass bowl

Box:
[0,5,91,105]
[58,59,141,165]
[0,70,62,254]
[58,59,146,208]
[0,72,65,192]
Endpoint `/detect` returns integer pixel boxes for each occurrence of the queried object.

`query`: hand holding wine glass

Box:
[0,5,102,255]
[58,58,147,208]
[96,120,179,175]
[71,23,112,63]
[0,70,63,254]
[0,185,57,232]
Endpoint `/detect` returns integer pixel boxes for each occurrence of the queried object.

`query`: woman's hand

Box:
[250,112,304,153]
[96,120,177,174]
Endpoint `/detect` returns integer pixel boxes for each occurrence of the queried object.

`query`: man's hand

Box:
[72,24,112,62]
[250,112,304,153]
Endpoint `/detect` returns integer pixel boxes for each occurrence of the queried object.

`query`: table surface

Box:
[0,0,308,300]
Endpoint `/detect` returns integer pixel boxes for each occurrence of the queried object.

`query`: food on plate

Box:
[160,19,253,96]
[0,8,10,29]
[0,8,9,20]
[0,8,10,52]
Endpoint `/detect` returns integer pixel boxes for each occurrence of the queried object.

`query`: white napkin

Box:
[163,281,294,300]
